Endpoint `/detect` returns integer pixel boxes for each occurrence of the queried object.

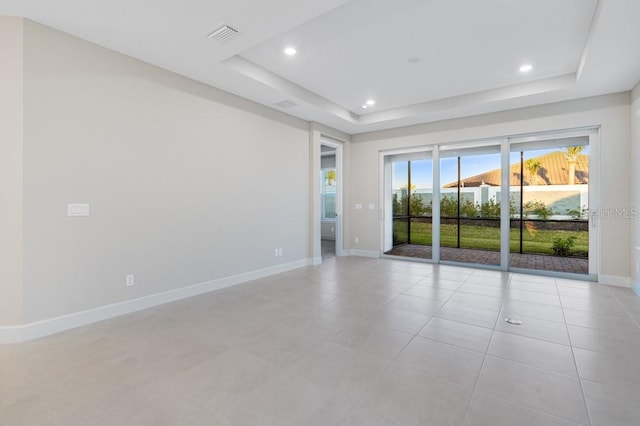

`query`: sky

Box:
[392,146,590,190]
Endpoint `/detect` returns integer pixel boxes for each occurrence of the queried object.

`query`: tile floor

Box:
[2,256,640,425]
[322,239,336,259]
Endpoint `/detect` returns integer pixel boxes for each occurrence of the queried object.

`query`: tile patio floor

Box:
[386,244,589,275]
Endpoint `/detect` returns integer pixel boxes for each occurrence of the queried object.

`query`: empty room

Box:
[2,0,640,425]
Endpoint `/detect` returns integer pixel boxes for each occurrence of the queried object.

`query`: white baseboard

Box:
[0,258,312,344]
[346,249,380,258]
[598,274,631,288]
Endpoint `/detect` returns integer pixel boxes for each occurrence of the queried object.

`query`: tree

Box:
[409,194,429,216]
[325,170,336,185]
[565,146,584,185]
[525,158,542,185]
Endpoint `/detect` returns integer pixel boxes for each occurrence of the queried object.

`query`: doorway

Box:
[320,144,337,258]
[382,127,597,278]
[316,138,344,260]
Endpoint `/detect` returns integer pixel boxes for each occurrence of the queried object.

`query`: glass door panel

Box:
[440,148,501,266]
[388,157,433,259]
[509,143,589,274]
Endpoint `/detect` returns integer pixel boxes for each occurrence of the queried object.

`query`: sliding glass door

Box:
[388,156,434,259]
[439,145,502,266]
[383,128,595,278]
[509,139,590,274]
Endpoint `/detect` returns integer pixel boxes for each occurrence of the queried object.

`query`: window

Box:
[321,168,337,219]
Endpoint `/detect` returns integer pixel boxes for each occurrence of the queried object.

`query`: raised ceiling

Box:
[2,0,640,134]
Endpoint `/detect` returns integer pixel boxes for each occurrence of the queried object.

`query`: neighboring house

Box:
[443,151,589,187]
[395,151,589,217]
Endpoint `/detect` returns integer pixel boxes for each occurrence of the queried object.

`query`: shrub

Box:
[523,200,554,219]
[551,236,577,256]
[441,195,458,217]
[566,205,588,220]
[480,199,501,218]
[460,200,479,217]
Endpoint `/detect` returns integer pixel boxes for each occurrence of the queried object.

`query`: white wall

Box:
[350,93,632,281]
[15,20,310,324]
[0,17,24,325]
[631,81,640,293]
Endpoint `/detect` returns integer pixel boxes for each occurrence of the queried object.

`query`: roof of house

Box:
[443,151,589,188]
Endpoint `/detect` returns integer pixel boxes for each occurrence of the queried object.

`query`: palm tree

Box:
[325,170,336,185]
[525,158,542,185]
[565,146,584,185]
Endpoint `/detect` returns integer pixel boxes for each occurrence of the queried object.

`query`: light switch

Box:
[355,203,362,210]
[368,203,375,210]
[67,203,90,217]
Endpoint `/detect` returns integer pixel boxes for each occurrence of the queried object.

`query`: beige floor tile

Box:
[395,336,484,387]
[418,317,493,352]
[476,356,588,425]
[582,380,640,426]
[357,363,473,426]
[435,303,500,329]
[288,342,388,400]
[494,313,570,345]
[487,331,577,376]
[224,371,349,426]
[171,348,282,416]
[463,392,584,426]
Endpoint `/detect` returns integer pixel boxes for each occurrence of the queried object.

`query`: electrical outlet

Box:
[278,248,283,256]
[274,248,279,256]
[126,274,135,287]
[355,237,359,244]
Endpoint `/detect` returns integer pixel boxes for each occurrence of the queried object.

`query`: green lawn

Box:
[393,221,588,257]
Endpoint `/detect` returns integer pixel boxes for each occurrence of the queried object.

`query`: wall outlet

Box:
[126,274,135,287]
[368,203,375,210]
[274,248,279,256]
[278,248,283,256]
[354,237,359,244]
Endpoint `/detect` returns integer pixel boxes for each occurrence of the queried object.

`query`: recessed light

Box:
[361,105,368,109]
[284,47,297,56]
[366,99,376,106]
[519,64,533,73]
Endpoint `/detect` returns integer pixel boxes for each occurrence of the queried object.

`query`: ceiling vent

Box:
[207,25,238,43]
[274,100,298,109]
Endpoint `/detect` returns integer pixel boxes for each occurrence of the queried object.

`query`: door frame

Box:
[379,126,600,279]
[320,139,344,258]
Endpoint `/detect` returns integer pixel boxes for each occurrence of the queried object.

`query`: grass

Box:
[393,221,588,257]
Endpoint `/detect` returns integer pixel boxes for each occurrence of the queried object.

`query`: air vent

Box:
[207,25,238,42]
[274,100,298,109]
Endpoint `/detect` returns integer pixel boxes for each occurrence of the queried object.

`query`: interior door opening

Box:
[320,143,339,259]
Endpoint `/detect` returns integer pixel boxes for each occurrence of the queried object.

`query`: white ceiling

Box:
[2,0,640,135]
